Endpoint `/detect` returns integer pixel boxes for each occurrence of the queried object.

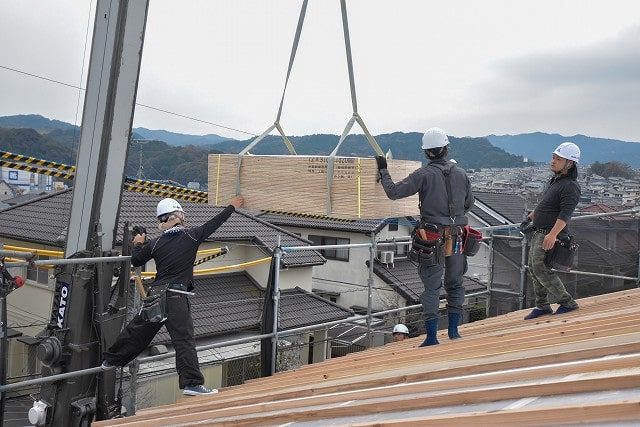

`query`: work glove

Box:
[375,155,387,171]
[132,225,147,236]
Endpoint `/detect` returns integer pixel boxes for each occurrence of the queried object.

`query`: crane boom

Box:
[28,1,150,425]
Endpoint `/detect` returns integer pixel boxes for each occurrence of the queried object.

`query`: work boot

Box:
[554,305,578,315]
[524,307,553,320]
[419,318,439,347]
[448,312,461,339]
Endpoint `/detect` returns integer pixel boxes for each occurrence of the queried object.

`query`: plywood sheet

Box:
[208,154,421,219]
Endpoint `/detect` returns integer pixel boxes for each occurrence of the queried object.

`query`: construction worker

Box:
[103,195,244,396]
[377,127,474,346]
[392,324,410,342]
[524,142,581,319]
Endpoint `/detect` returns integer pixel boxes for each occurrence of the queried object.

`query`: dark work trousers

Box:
[418,253,467,321]
[103,294,204,389]
[528,232,579,310]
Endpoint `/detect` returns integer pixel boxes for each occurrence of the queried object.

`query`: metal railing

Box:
[1,206,638,400]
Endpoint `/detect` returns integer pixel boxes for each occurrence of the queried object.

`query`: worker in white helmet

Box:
[103,194,244,396]
[523,142,581,320]
[392,324,410,342]
[376,127,474,347]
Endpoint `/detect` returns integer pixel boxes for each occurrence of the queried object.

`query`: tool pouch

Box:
[462,225,482,256]
[140,287,168,323]
[409,223,445,267]
[544,235,578,272]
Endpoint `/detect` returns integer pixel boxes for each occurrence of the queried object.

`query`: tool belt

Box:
[140,285,168,323]
[544,235,578,272]
[409,222,445,266]
[461,224,482,256]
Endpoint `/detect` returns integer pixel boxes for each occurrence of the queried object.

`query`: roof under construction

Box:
[93,287,640,426]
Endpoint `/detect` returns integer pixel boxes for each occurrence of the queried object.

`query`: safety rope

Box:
[140,256,272,278]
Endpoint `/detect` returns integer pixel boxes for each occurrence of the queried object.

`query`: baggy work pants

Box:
[103,294,204,389]
[528,232,578,310]
[418,253,466,321]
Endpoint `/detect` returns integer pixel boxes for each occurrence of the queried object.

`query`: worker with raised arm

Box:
[103,195,244,396]
[377,127,474,346]
[524,143,581,319]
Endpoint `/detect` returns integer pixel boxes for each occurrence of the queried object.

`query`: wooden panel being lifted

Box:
[208,154,421,219]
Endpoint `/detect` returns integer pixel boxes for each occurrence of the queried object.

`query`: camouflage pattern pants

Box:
[528,232,579,310]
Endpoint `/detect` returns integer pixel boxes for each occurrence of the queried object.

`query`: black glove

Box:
[375,155,387,171]
[519,219,535,235]
[132,225,147,237]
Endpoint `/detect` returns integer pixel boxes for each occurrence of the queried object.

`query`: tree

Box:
[590,161,637,179]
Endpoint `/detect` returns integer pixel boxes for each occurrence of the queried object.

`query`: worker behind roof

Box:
[523,142,581,320]
[376,127,474,347]
[392,324,410,342]
[102,194,244,396]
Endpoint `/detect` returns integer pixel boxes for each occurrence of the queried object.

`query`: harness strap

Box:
[419,162,456,223]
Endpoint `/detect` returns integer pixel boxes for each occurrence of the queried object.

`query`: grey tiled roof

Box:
[0,189,326,268]
[153,272,353,345]
[372,258,487,304]
[154,272,262,344]
[0,190,69,245]
[471,191,527,226]
[574,239,633,267]
[255,211,389,234]
[279,287,354,329]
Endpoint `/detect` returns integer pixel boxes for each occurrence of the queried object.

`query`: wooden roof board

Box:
[94,288,640,426]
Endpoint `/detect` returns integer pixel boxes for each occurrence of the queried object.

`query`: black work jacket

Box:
[132,205,236,290]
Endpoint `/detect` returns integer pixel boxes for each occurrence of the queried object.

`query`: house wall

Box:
[277,224,417,311]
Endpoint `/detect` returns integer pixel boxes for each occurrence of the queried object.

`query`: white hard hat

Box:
[553,142,580,163]
[421,127,450,149]
[156,198,184,218]
[392,324,409,335]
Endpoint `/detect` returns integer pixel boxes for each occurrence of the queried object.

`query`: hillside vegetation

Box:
[1,124,527,185]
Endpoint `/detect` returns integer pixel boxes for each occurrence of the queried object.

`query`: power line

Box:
[0,64,257,137]
[135,104,256,137]
[0,65,82,90]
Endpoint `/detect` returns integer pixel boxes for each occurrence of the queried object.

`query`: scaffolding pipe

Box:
[5,255,131,268]
[271,238,282,374]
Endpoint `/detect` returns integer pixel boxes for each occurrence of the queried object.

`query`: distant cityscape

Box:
[470,165,640,209]
[2,163,639,213]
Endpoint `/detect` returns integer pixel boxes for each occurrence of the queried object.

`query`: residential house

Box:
[0,189,360,408]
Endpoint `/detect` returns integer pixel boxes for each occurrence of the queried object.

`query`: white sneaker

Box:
[183,385,218,396]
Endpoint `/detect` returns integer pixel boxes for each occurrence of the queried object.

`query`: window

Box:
[388,222,398,232]
[26,255,52,287]
[308,235,350,262]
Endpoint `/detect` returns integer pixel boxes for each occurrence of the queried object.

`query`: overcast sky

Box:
[1,0,639,142]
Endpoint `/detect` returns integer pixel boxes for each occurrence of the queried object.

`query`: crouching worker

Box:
[103,195,244,396]
[392,324,410,342]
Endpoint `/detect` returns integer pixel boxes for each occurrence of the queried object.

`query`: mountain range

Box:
[1,114,639,169]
